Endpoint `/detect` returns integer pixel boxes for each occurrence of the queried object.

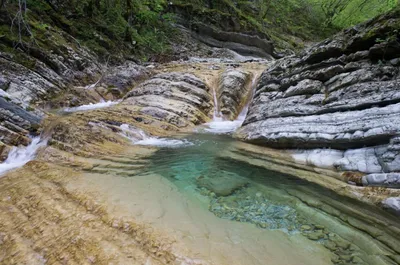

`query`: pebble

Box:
[339,254,352,262]
[352,256,364,263]
[300,225,312,231]
[256,192,262,197]
[307,230,324,241]
[331,254,340,263]
[323,240,337,251]
[334,238,350,249]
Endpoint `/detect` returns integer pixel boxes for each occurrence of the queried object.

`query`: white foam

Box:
[119,124,147,141]
[64,100,120,112]
[0,137,47,175]
[204,85,252,134]
[204,118,244,134]
[135,138,193,148]
[119,124,193,148]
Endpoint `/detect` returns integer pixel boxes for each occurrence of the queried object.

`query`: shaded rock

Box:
[283,79,323,98]
[102,61,150,93]
[189,23,274,59]
[0,141,10,161]
[196,175,248,196]
[380,136,400,172]
[218,70,251,120]
[0,125,30,146]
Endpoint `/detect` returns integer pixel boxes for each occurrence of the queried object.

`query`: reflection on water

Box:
[136,133,400,265]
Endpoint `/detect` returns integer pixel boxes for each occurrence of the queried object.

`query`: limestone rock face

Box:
[123,72,213,128]
[218,70,251,120]
[0,28,148,154]
[236,10,400,176]
[102,61,150,94]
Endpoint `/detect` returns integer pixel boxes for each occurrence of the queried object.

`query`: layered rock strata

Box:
[123,72,213,128]
[190,23,274,59]
[49,72,213,156]
[236,10,400,184]
[217,69,252,120]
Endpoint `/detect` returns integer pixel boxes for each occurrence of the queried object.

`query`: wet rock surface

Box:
[236,10,400,179]
[218,69,252,120]
[0,24,149,154]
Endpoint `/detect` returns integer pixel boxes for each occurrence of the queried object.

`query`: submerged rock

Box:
[196,174,248,196]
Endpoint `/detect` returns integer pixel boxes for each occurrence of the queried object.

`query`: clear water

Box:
[132,133,400,265]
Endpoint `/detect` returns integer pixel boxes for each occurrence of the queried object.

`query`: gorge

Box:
[1,1,400,264]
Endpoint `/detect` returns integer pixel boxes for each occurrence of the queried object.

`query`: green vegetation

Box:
[175,0,399,50]
[0,0,176,60]
[0,0,398,59]
[322,0,398,28]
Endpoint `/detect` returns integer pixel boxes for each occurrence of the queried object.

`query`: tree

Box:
[321,0,351,27]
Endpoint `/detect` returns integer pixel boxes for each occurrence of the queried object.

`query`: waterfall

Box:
[212,87,223,121]
[235,74,258,124]
[0,136,47,175]
[204,74,258,134]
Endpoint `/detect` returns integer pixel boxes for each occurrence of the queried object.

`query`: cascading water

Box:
[119,124,193,148]
[63,99,121,112]
[0,136,47,175]
[204,75,258,134]
[212,87,223,121]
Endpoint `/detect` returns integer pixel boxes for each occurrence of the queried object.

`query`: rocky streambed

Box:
[0,7,400,265]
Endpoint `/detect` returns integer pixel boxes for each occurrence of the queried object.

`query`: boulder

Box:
[362,173,400,188]
[382,197,400,215]
[196,174,248,196]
